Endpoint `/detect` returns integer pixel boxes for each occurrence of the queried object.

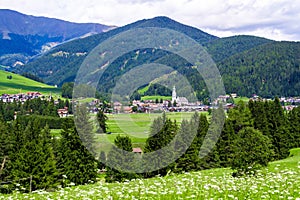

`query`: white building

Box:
[172,86,189,106]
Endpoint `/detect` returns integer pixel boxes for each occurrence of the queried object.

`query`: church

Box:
[172,86,189,106]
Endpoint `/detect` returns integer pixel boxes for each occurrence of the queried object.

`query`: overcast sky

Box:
[1,0,300,41]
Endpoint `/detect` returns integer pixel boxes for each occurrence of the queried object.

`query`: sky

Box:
[1,0,300,41]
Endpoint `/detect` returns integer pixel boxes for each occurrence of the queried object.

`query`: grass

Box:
[3,148,300,199]
[234,97,249,104]
[141,95,171,101]
[50,129,62,138]
[50,112,207,151]
[103,112,202,145]
[0,70,61,95]
[137,85,149,95]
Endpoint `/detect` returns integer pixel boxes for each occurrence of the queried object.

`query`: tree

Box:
[0,119,12,189]
[230,127,273,176]
[174,113,200,173]
[288,106,300,148]
[96,110,108,133]
[105,135,138,182]
[10,120,58,191]
[143,113,178,177]
[74,103,95,155]
[61,82,74,99]
[216,119,235,167]
[57,119,97,186]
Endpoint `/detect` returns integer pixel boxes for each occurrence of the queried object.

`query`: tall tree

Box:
[74,103,95,155]
[106,135,138,182]
[96,110,108,133]
[143,113,178,177]
[57,119,97,186]
[230,127,273,176]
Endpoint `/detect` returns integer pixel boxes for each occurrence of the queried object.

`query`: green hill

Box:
[0,70,60,95]
[16,16,218,86]
[219,41,300,97]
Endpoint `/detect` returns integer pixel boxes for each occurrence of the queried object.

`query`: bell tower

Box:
[172,86,177,103]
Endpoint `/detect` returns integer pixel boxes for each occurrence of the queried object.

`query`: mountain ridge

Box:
[8,14,300,98]
[0,9,115,68]
[0,9,114,39]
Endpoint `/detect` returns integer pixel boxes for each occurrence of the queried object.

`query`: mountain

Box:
[16,16,218,85]
[0,9,115,67]
[15,16,300,98]
[219,41,300,97]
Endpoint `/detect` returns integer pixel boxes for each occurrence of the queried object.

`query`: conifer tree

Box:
[96,110,108,133]
[175,113,200,172]
[74,103,95,155]
[230,127,273,176]
[10,120,58,191]
[0,118,12,186]
[216,119,235,167]
[143,113,178,177]
[57,119,97,186]
[288,106,300,148]
[106,135,138,182]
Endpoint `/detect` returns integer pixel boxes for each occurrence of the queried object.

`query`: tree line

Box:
[0,104,97,194]
[106,97,300,181]
[0,97,299,193]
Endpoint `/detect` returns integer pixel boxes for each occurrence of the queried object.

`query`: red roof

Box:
[132,148,142,153]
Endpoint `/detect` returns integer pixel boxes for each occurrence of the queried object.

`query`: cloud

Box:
[0,0,299,41]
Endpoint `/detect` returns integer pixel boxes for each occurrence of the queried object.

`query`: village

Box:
[1,88,300,118]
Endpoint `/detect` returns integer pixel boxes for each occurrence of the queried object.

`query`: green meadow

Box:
[97,112,205,149]
[0,70,61,95]
[141,95,172,101]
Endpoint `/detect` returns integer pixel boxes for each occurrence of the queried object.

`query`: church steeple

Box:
[172,86,177,103]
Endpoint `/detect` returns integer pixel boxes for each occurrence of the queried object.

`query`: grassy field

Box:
[141,95,172,101]
[51,112,204,150]
[99,112,203,149]
[234,97,249,104]
[0,70,61,95]
[3,148,300,199]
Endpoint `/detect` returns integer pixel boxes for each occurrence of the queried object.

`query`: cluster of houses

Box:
[110,86,238,114]
[0,92,43,103]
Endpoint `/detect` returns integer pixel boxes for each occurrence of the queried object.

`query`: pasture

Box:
[96,112,203,149]
[0,70,60,95]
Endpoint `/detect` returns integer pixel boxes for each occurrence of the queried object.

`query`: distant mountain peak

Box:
[0,9,114,39]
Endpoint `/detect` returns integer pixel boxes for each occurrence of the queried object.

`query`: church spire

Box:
[172,86,177,103]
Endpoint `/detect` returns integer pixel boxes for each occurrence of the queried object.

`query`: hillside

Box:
[0,9,114,67]
[15,16,300,98]
[219,41,300,97]
[0,70,60,95]
[16,16,218,86]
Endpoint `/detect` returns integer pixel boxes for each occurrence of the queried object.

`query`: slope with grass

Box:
[3,148,300,199]
[0,70,60,95]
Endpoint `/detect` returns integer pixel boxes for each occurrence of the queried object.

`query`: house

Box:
[57,107,69,118]
[132,147,143,154]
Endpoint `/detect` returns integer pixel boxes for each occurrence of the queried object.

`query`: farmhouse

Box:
[132,147,143,154]
[57,107,69,118]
